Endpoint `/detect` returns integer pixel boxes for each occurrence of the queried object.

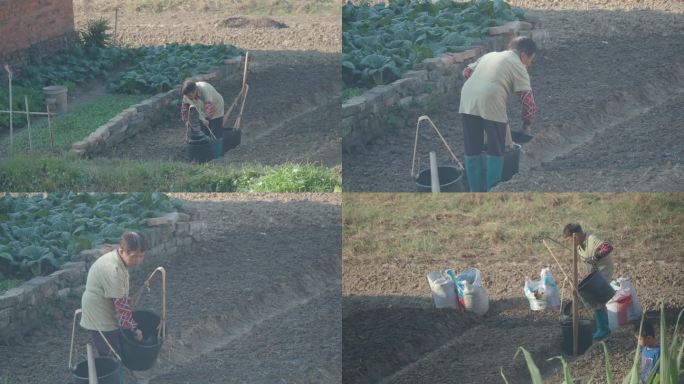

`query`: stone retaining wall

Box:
[342,19,548,153]
[0,207,206,343]
[70,56,245,157]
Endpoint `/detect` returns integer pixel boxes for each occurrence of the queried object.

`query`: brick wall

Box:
[0,0,76,66]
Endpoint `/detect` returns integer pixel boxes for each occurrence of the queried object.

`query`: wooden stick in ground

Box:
[24,96,31,151]
[47,104,54,149]
[114,8,119,44]
[86,343,99,384]
[572,233,579,356]
[7,68,13,151]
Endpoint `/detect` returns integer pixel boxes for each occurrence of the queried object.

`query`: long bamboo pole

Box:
[7,68,13,151]
[572,233,579,356]
[0,110,52,116]
[24,96,31,151]
[47,104,54,149]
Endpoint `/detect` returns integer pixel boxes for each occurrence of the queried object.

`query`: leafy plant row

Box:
[0,43,242,133]
[0,193,182,280]
[342,0,525,87]
[107,43,243,94]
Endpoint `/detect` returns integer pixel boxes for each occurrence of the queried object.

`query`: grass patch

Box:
[342,87,365,102]
[343,193,684,263]
[3,94,149,153]
[0,154,341,192]
[0,278,21,294]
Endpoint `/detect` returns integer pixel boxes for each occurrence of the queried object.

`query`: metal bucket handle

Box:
[410,115,464,179]
[131,266,167,341]
[69,309,122,371]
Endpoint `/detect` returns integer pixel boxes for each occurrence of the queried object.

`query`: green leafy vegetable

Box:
[342,0,525,87]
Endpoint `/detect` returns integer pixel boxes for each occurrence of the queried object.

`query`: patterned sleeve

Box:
[114,297,138,330]
[463,66,474,79]
[181,102,189,122]
[595,241,613,259]
[518,90,536,126]
[204,102,215,119]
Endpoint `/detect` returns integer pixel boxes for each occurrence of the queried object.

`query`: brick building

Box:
[0,0,78,68]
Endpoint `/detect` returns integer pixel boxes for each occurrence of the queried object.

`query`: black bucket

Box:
[578,271,616,307]
[415,166,465,192]
[502,143,522,182]
[72,357,120,384]
[223,127,242,152]
[560,319,593,355]
[119,310,163,371]
[188,132,214,163]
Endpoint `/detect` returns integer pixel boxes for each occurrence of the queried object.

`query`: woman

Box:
[563,223,615,340]
[81,231,146,359]
[180,80,225,140]
[459,36,538,191]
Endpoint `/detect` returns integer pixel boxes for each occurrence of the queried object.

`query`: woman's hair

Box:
[182,81,197,96]
[120,231,146,253]
[563,223,583,238]
[509,36,538,56]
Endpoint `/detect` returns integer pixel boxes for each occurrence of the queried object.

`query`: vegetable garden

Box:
[342,0,525,88]
[0,17,341,192]
[0,192,181,285]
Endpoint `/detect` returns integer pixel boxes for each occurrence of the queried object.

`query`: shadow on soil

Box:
[342,295,566,384]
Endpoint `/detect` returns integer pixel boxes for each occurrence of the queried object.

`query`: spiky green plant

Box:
[502,303,684,384]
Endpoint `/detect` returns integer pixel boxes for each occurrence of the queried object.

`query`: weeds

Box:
[0,154,341,192]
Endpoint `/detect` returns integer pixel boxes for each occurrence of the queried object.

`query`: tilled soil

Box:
[73,4,341,168]
[98,50,341,167]
[0,194,341,384]
[149,288,341,384]
[342,10,684,191]
[343,256,684,383]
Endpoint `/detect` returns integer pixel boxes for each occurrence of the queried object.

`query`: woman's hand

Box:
[134,329,143,342]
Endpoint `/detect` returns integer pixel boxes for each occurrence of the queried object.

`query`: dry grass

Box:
[343,193,684,264]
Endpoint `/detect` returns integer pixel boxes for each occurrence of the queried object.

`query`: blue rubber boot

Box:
[485,155,504,191]
[593,307,611,341]
[465,154,484,192]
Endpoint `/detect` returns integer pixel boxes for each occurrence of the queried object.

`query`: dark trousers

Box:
[91,330,122,357]
[461,114,507,156]
[201,117,224,139]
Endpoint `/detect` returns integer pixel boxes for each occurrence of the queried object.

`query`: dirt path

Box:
[95,50,340,167]
[0,194,341,384]
[343,8,684,191]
